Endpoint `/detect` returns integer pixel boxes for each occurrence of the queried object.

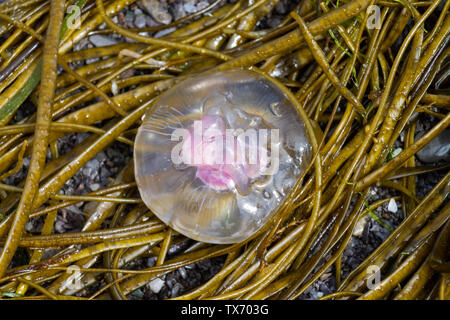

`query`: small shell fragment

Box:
[387,198,398,213]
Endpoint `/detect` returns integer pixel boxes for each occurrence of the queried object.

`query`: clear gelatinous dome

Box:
[134,70,311,243]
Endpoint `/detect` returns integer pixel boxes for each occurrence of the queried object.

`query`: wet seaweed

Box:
[0,0,448,300]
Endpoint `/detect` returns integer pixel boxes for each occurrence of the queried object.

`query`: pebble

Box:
[275,0,288,14]
[139,0,172,25]
[126,10,135,23]
[89,35,119,47]
[146,257,157,268]
[197,1,209,11]
[25,220,35,233]
[166,276,175,289]
[184,3,197,13]
[353,215,368,237]
[171,283,183,297]
[154,27,177,38]
[85,158,100,170]
[267,16,282,28]
[178,267,187,279]
[319,283,331,294]
[172,2,186,20]
[149,278,165,293]
[183,0,198,13]
[131,289,144,299]
[416,128,450,163]
[54,219,68,234]
[134,14,147,28]
[320,273,332,281]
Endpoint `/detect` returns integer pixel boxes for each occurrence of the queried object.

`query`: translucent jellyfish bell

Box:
[134,70,312,243]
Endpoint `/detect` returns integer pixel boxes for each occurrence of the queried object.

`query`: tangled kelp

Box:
[0,0,448,300]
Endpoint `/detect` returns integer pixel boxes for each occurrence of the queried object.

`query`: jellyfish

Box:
[134,70,312,243]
